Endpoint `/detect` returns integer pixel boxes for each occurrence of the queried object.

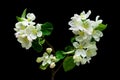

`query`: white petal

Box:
[75,49,86,58]
[30,34,37,40]
[72,30,80,35]
[20,38,32,49]
[96,16,100,21]
[36,23,42,30]
[75,49,81,56]
[93,30,103,41]
[42,61,47,66]
[80,50,86,58]
[75,35,85,43]
[76,62,80,66]
[96,16,103,23]
[27,36,32,41]
[47,59,52,64]
[81,58,87,64]
[15,22,26,31]
[73,42,79,48]
[27,13,36,21]
[86,49,97,57]
[15,22,21,28]
[37,31,42,37]
[86,10,91,19]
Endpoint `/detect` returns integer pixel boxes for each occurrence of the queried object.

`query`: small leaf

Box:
[63,56,76,72]
[41,22,53,36]
[39,64,48,70]
[55,50,66,61]
[38,38,45,45]
[71,37,75,43]
[21,8,27,18]
[32,38,43,52]
[16,16,24,22]
[95,23,107,31]
[65,45,74,52]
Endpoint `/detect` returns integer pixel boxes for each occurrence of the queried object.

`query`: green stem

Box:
[65,50,75,54]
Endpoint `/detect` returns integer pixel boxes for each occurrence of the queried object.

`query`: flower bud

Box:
[46,48,52,54]
[36,57,42,63]
[50,62,56,69]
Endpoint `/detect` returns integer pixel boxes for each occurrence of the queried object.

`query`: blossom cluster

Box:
[14,9,107,71]
[68,10,104,66]
[14,12,42,49]
[36,48,57,69]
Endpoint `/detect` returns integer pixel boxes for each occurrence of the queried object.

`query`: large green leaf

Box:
[95,23,107,31]
[41,22,53,36]
[63,56,76,72]
[55,50,66,61]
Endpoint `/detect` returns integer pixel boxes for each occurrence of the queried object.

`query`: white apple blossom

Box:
[68,15,94,35]
[92,30,103,41]
[72,40,97,65]
[80,57,91,65]
[26,13,36,21]
[68,10,103,36]
[91,16,103,29]
[75,32,91,43]
[17,37,32,49]
[68,10,105,66]
[36,23,42,37]
[80,10,91,20]
[14,22,26,31]
[14,13,42,49]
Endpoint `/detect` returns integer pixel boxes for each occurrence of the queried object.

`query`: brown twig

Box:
[51,63,63,80]
[45,39,63,80]
[45,39,56,53]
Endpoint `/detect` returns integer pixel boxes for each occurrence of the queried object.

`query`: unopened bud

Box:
[36,57,42,63]
[50,62,56,68]
[73,55,81,63]
[46,48,52,54]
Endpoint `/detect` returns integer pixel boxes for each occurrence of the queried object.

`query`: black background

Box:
[1,0,119,80]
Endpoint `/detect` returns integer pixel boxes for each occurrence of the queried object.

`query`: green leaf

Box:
[38,38,45,45]
[16,16,24,22]
[71,37,75,43]
[63,56,76,72]
[55,50,66,61]
[32,38,43,52]
[65,45,74,52]
[39,64,48,70]
[95,23,107,31]
[41,22,53,36]
[21,8,27,18]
